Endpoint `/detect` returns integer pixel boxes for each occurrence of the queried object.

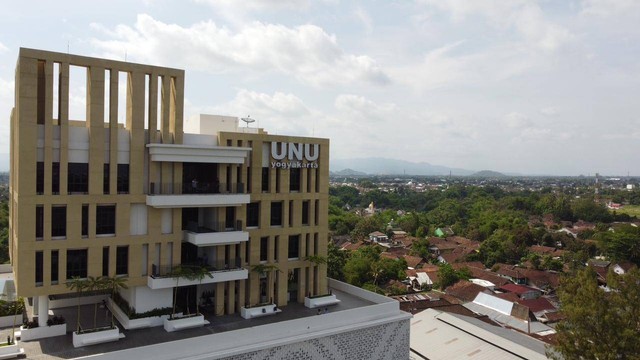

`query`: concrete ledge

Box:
[0,342,24,359]
[0,315,22,329]
[72,328,124,348]
[163,315,208,332]
[19,323,66,341]
[305,294,341,309]
[240,304,281,319]
[107,298,168,330]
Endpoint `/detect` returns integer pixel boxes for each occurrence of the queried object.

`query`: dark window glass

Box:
[117,164,129,194]
[261,168,269,192]
[270,201,283,226]
[36,162,44,194]
[35,206,44,239]
[260,237,268,262]
[276,168,281,193]
[67,249,88,279]
[247,202,259,227]
[51,206,66,238]
[35,251,43,285]
[288,201,293,226]
[116,246,128,275]
[103,163,110,194]
[68,162,88,193]
[82,204,89,237]
[51,250,59,284]
[288,235,300,259]
[302,201,309,225]
[246,166,251,193]
[102,247,109,276]
[52,162,60,194]
[315,167,319,193]
[96,205,116,235]
[289,168,300,192]
[315,200,320,225]
[225,207,235,229]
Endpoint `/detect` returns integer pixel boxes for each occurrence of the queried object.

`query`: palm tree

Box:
[66,277,88,333]
[105,276,128,326]
[86,276,107,329]
[191,266,213,315]
[170,266,194,319]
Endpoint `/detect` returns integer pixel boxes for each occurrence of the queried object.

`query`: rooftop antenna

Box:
[240,115,255,128]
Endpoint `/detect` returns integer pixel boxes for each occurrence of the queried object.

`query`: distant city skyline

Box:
[1,0,639,176]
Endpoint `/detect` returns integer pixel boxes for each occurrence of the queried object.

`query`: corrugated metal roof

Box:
[473,292,513,315]
[410,309,549,360]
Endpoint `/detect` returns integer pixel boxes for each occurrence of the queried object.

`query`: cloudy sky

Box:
[1,0,639,175]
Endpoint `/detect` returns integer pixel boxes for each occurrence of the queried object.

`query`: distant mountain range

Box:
[469,170,507,178]
[331,157,476,176]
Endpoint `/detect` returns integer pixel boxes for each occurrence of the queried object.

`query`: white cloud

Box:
[354,7,374,34]
[581,0,640,17]
[539,106,558,116]
[503,112,531,128]
[420,0,573,51]
[91,14,389,87]
[195,0,310,12]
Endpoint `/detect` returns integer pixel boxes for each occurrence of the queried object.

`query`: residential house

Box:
[498,284,542,300]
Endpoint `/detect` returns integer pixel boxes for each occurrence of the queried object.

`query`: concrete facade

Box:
[10,47,329,318]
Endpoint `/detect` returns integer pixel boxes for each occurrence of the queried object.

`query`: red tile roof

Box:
[518,297,556,313]
[445,280,489,303]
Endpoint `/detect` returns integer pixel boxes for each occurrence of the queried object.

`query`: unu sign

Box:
[271,142,319,169]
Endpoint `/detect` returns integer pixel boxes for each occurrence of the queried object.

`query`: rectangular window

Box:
[51,206,66,238]
[35,205,44,239]
[35,251,43,286]
[261,167,269,192]
[290,168,301,192]
[288,200,293,226]
[288,235,300,259]
[36,162,44,194]
[96,205,116,235]
[274,236,279,261]
[116,246,129,275]
[247,202,259,228]
[307,168,312,193]
[52,162,60,194]
[260,237,268,262]
[67,249,88,279]
[82,204,89,238]
[246,166,251,193]
[103,163,110,194]
[270,201,283,226]
[276,168,281,193]
[102,247,109,276]
[315,200,320,225]
[51,250,59,284]
[68,163,89,194]
[117,164,129,194]
[225,207,235,230]
[315,167,320,193]
[302,200,310,225]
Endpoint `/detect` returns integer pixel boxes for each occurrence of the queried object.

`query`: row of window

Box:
[35,246,128,285]
[36,204,115,239]
[36,162,129,194]
[258,233,319,262]
[259,167,320,193]
[246,200,320,228]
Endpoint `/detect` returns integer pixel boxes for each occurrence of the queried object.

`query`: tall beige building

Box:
[10,48,329,322]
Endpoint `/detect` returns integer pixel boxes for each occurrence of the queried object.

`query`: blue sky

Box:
[1,0,639,175]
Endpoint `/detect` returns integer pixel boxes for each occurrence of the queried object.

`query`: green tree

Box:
[327,242,347,281]
[409,238,431,260]
[105,276,128,326]
[191,266,213,315]
[550,267,640,359]
[86,276,107,329]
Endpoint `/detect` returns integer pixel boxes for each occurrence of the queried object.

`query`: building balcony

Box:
[147,143,251,164]
[146,182,249,208]
[183,221,248,247]
[147,260,248,290]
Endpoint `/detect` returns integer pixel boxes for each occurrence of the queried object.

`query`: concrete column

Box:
[37,295,49,327]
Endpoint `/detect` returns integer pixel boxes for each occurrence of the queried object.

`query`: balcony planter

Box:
[20,323,67,341]
[304,293,340,309]
[107,298,168,330]
[72,327,124,348]
[0,341,24,358]
[163,314,208,332]
[240,304,281,319]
